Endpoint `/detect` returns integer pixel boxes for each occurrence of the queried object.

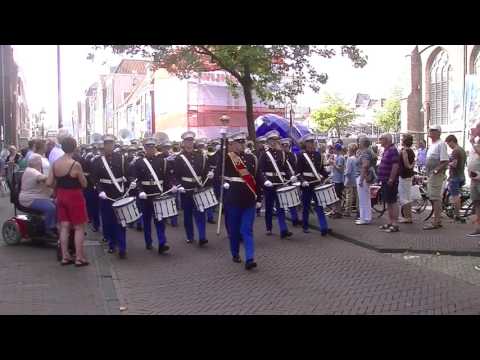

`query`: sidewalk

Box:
[323,214,480,256]
[0,197,120,315]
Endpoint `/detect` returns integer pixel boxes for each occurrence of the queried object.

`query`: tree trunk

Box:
[242,78,256,141]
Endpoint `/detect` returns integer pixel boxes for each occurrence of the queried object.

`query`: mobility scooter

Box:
[2,170,74,261]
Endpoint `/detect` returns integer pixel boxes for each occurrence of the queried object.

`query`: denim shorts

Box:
[448,177,465,197]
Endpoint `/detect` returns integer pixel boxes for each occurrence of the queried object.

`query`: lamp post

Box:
[216,114,230,236]
[57,45,63,129]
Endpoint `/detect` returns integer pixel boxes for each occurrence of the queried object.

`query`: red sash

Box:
[227,152,257,199]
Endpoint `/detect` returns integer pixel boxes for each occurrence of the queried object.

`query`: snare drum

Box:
[276,185,301,210]
[313,184,339,207]
[193,187,218,212]
[152,195,178,221]
[112,196,142,227]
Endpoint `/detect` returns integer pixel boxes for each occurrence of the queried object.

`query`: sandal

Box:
[379,224,392,230]
[385,225,400,233]
[423,223,442,230]
[75,260,90,267]
[61,259,74,266]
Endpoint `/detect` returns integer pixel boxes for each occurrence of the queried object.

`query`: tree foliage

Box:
[311,94,356,137]
[374,89,401,133]
[92,45,367,139]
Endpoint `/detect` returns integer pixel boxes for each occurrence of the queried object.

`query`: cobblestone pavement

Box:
[108,213,480,315]
[0,197,119,315]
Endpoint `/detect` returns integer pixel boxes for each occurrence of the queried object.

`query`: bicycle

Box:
[423,185,473,222]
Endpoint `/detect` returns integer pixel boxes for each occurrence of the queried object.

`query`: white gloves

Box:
[99,191,107,200]
[130,182,137,190]
[207,171,214,179]
[139,192,147,200]
[290,176,298,183]
[178,186,186,193]
[244,148,252,155]
[302,181,310,188]
[223,182,230,190]
[264,180,273,188]
[256,202,263,209]
[170,185,178,193]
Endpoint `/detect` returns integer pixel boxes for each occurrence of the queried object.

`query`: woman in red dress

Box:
[47,137,89,266]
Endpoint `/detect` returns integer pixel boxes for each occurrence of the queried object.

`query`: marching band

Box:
[77,126,336,271]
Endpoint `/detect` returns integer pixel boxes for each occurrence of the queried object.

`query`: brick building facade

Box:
[401,45,480,148]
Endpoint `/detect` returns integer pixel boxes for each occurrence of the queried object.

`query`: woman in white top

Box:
[19,154,56,236]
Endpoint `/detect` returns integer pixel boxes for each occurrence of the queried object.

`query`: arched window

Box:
[475,51,480,75]
[429,50,451,125]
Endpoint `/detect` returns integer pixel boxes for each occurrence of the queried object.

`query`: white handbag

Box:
[410,184,422,201]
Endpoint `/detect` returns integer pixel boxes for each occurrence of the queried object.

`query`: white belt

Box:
[181,176,200,183]
[224,176,245,183]
[265,172,286,177]
[100,177,126,184]
[141,180,164,186]
[303,172,315,177]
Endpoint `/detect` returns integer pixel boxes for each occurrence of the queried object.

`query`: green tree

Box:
[311,94,356,137]
[374,90,401,133]
[91,45,367,140]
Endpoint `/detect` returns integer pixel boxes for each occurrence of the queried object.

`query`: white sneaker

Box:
[355,220,371,225]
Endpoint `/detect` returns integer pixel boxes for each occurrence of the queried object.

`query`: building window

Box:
[475,52,480,75]
[429,49,451,125]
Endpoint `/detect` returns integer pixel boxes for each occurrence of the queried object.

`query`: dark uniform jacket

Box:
[285,151,297,177]
[174,150,209,191]
[91,151,128,200]
[296,150,329,189]
[133,153,172,196]
[82,152,97,189]
[216,151,262,208]
[258,149,291,188]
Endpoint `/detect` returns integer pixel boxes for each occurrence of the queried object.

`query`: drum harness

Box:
[265,150,285,184]
[180,154,209,189]
[302,153,329,185]
[142,158,164,198]
[100,156,137,202]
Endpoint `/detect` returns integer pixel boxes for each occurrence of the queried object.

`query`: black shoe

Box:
[199,239,208,247]
[245,260,257,270]
[280,231,293,239]
[108,248,115,254]
[119,252,127,259]
[303,228,310,234]
[92,227,99,233]
[321,228,332,236]
[146,244,153,250]
[186,239,193,244]
[136,227,143,232]
[158,245,170,254]
[102,238,108,243]
[266,230,272,236]
[207,219,215,224]
[232,256,242,263]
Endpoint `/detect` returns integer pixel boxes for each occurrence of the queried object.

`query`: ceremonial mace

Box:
[216,115,230,236]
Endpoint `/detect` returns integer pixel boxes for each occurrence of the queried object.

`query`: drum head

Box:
[314,184,333,191]
[113,197,135,207]
[277,185,296,193]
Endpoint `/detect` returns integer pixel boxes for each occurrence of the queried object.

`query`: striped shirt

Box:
[378,144,399,183]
